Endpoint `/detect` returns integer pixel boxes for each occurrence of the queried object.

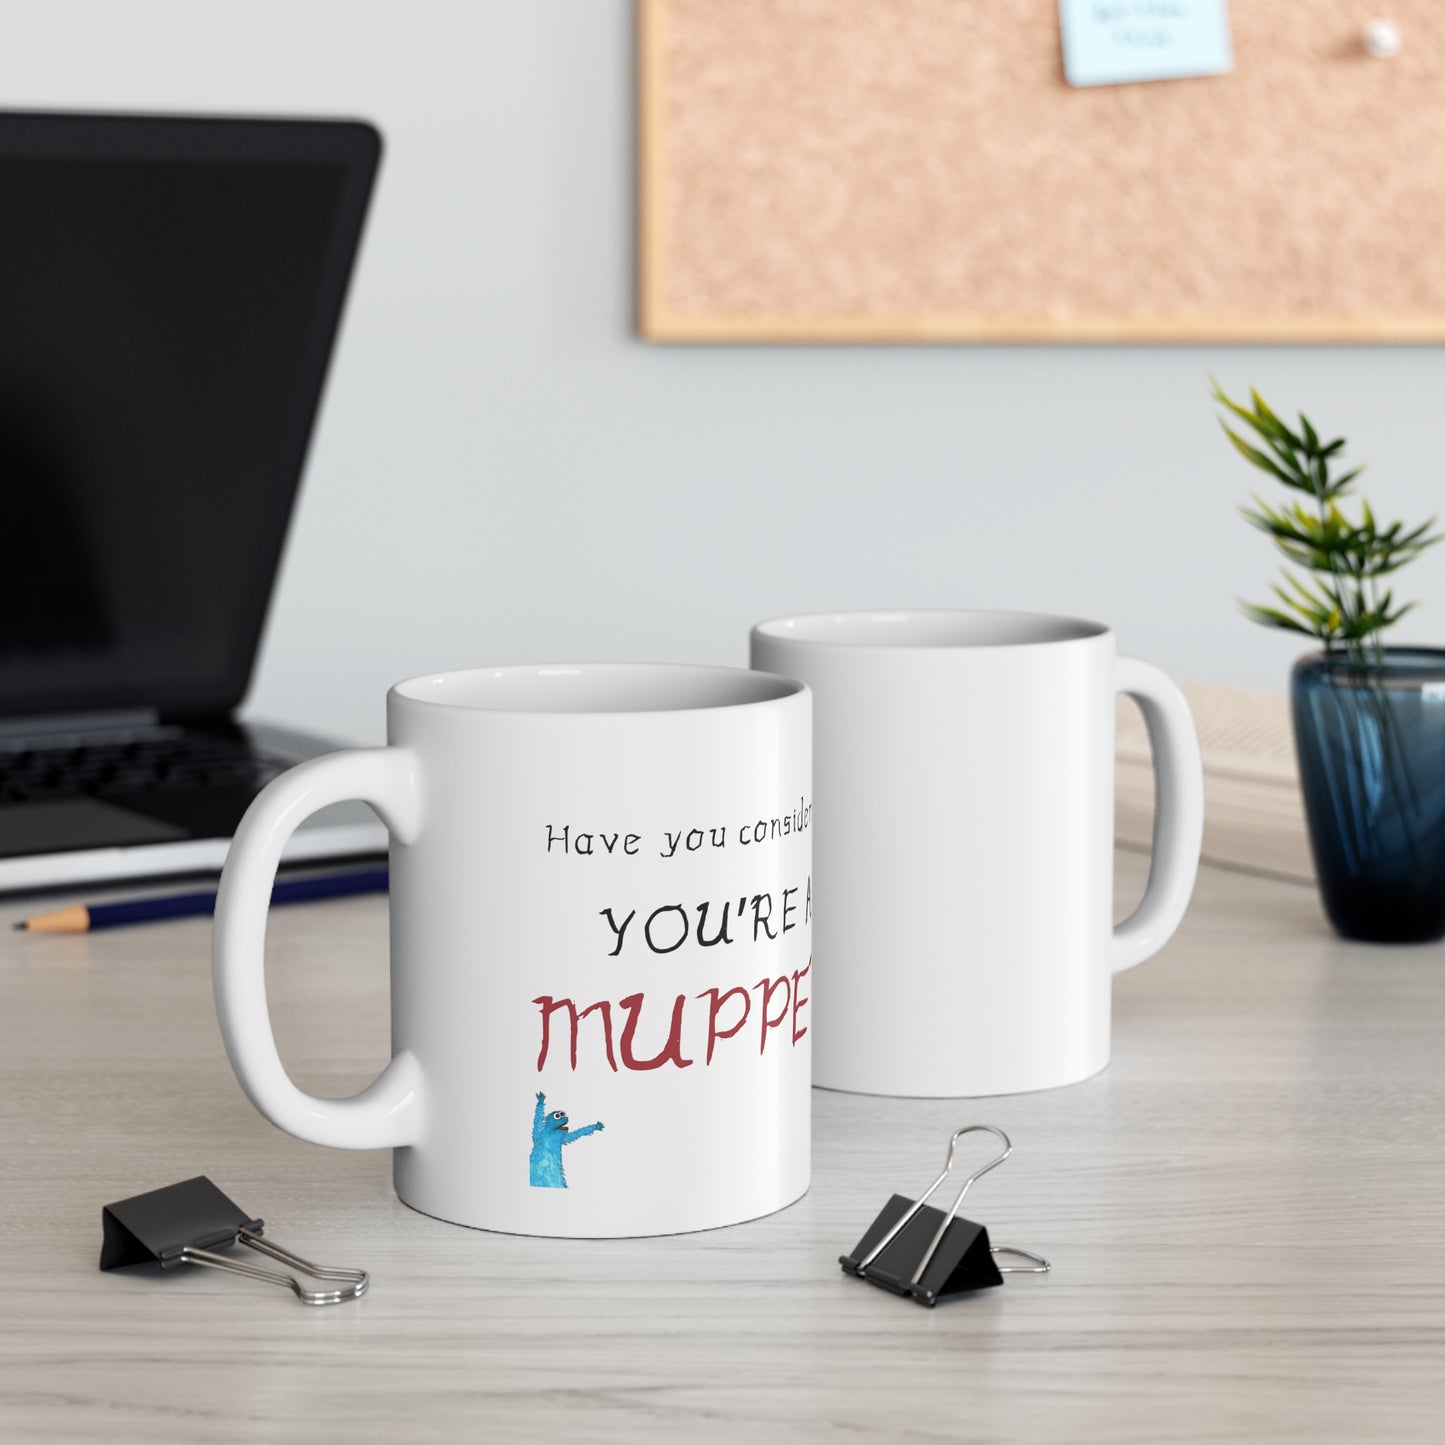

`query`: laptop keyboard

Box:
[0,728,288,805]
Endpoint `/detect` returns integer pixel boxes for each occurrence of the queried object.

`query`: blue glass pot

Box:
[1292,649,1445,942]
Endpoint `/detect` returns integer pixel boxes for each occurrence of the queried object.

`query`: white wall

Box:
[15,1,1445,743]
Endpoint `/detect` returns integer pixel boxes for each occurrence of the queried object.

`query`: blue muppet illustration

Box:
[529,1091,605,1188]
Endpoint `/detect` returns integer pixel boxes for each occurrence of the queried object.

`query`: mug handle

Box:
[212,747,427,1148]
[1111,658,1205,974]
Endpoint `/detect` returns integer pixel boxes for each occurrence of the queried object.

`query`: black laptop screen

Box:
[0,117,378,720]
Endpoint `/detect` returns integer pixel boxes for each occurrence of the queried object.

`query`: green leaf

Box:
[1349,612,1393,639]
[1284,571,1330,604]
[1273,579,1329,626]
[1239,601,1318,637]
[1396,518,1441,548]
[1220,424,1299,485]
[1214,383,1303,456]
[1249,388,1301,446]
[1257,428,1311,479]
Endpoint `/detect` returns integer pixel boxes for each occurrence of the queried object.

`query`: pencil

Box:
[14,867,389,934]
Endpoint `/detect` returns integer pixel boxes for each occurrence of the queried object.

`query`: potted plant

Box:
[1216,382,1445,942]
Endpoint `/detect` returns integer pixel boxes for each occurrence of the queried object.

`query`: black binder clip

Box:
[100,1176,368,1306]
[840,1125,1050,1307]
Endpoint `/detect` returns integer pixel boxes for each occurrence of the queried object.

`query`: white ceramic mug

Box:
[750,611,1203,1097]
[213,663,813,1237]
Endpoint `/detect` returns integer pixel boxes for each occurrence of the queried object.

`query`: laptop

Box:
[0,112,388,892]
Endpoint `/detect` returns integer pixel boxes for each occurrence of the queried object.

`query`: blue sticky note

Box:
[1059,0,1233,87]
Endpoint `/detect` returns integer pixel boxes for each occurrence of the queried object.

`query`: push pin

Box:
[1362,20,1401,58]
[840,1125,1049,1306]
[100,1176,368,1305]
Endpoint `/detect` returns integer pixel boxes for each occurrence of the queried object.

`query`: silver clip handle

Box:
[179,1228,368,1305]
[992,1245,1051,1274]
[853,1124,1012,1280]
[908,1124,1014,1287]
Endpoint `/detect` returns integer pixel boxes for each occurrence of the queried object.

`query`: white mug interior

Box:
[752,608,1109,650]
[393,662,803,714]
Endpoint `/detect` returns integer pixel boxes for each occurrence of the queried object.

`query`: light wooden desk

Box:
[2,853,1443,1443]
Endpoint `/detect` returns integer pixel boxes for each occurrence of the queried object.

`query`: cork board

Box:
[638,0,1445,341]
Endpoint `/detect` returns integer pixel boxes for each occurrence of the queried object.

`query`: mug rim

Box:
[751,608,1112,651]
[390,661,807,718]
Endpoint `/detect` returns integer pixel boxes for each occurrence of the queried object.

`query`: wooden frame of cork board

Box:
[637,0,1445,343]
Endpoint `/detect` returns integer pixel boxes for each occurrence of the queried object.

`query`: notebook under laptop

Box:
[0,112,387,893]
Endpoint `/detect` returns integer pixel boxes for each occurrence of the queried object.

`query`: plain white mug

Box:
[213,663,813,1237]
[750,610,1203,1097]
